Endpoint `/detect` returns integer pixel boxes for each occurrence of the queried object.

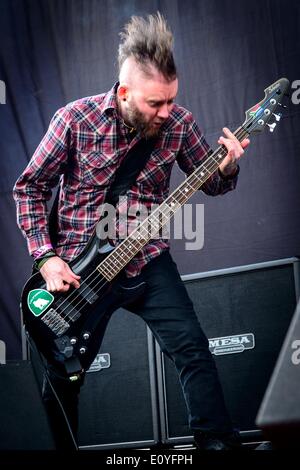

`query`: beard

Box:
[124,100,163,138]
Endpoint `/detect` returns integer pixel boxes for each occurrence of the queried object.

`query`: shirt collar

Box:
[101,82,119,116]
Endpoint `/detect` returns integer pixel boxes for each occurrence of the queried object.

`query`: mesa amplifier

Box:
[155,258,300,445]
[27,307,159,450]
[78,307,159,449]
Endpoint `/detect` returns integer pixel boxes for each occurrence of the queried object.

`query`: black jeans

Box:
[43,250,233,448]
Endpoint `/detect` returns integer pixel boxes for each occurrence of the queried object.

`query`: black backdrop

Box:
[0,0,299,360]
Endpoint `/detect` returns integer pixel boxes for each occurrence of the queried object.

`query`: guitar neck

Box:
[98,126,249,280]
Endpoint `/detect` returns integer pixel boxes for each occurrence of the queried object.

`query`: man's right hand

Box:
[40,256,81,293]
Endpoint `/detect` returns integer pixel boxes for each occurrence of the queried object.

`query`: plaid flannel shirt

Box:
[13,83,238,277]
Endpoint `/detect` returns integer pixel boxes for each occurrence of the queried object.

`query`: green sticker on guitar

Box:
[27,289,54,317]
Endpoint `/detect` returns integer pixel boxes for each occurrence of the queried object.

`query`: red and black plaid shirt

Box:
[13,83,238,276]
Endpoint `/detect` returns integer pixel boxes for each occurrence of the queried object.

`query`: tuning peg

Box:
[267,122,277,132]
[272,113,282,122]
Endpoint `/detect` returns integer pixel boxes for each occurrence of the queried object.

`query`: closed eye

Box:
[148,99,174,107]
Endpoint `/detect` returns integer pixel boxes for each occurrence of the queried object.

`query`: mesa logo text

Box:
[209,333,255,356]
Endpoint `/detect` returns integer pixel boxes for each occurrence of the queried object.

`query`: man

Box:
[13,13,249,450]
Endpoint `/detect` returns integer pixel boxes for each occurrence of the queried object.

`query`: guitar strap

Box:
[105,136,157,207]
[48,136,157,247]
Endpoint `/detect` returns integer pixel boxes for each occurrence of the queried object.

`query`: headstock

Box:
[243,78,290,134]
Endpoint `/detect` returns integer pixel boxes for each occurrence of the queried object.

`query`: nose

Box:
[157,103,170,120]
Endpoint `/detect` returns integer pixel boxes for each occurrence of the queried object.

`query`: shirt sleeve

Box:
[13,106,72,255]
[176,115,239,196]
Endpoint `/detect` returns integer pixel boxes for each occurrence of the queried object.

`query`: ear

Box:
[117,85,128,101]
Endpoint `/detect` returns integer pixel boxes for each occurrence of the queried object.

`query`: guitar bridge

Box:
[42,308,70,336]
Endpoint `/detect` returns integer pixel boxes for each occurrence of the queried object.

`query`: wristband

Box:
[34,251,57,270]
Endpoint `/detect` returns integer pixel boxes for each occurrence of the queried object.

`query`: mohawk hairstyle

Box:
[118,12,177,82]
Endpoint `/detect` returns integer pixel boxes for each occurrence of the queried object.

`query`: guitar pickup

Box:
[78,282,99,304]
[55,298,81,322]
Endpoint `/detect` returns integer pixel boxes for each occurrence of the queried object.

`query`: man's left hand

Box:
[218,127,250,177]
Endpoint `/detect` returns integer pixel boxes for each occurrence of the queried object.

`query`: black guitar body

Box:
[21,233,146,377]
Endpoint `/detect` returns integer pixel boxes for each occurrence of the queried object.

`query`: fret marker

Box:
[200,171,205,176]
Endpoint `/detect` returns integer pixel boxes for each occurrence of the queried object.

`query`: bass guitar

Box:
[21,77,290,379]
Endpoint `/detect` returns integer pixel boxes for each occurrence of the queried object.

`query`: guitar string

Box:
[51,126,253,329]
[81,83,285,284]
[101,86,284,277]
[51,124,255,326]
[53,127,249,325]
[51,88,282,324]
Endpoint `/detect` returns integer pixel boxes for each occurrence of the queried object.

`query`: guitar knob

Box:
[267,122,277,132]
[70,337,77,345]
[83,332,90,341]
[79,347,87,354]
